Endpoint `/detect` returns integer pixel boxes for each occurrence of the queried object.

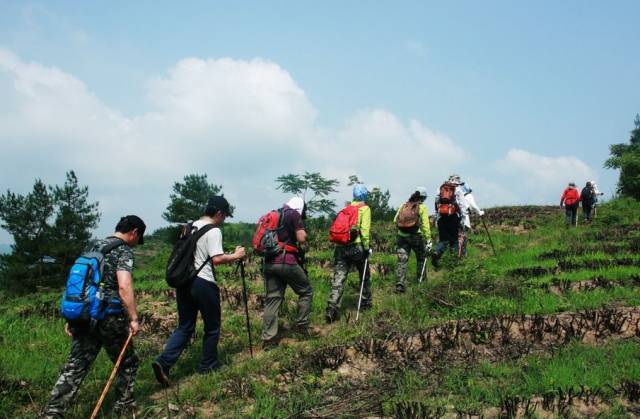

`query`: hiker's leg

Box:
[327,247,349,311]
[100,315,138,414]
[413,235,426,281]
[192,277,222,373]
[284,264,314,329]
[395,236,410,288]
[42,332,101,418]
[155,284,198,370]
[353,247,372,307]
[262,264,287,341]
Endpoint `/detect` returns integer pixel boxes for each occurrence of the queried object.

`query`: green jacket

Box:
[394,202,432,239]
[350,200,371,249]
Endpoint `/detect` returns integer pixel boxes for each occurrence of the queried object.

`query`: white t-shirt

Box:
[192,219,224,283]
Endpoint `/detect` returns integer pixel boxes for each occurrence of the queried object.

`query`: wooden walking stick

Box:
[90,330,134,419]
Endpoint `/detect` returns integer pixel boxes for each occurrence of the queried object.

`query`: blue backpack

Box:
[60,239,125,324]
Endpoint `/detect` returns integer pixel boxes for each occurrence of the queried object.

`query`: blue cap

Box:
[353,184,369,201]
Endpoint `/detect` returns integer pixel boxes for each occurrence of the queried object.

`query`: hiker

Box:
[393,187,432,293]
[261,197,314,349]
[152,196,245,387]
[326,184,372,323]
[580,181,597,223]
[590,181,604,215]
[431,175,465,268]
[560,182,580,226]
[458,178,485,256]
[42,215,146,418]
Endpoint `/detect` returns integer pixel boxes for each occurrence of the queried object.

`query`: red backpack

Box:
[252,209,297,257]
[438,182,459,216]
[329,203,364,245]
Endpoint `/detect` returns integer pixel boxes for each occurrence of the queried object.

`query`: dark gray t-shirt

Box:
[90,237,134,299]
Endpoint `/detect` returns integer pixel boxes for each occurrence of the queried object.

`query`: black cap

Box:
[205,196,233,217]
[121,215,146,245]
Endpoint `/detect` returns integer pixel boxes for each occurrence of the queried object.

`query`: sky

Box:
[0,1,638,243]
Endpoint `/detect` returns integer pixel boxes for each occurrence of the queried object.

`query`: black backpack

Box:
[166,222,216,288]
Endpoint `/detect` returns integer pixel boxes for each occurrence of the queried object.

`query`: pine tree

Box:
[50,171,100,266]
[163,174,224,222]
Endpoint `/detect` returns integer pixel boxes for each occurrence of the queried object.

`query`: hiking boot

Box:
[395,283,406,294]
[431,253,440,269]
[360,301,373,311]
[294,325,319,339]
[151,361,170,388]
[261,337,280,351]
[325,308,338,324]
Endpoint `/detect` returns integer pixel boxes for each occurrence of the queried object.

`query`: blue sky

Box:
[0,1,638,242]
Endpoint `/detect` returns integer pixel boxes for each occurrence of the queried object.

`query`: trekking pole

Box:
[239,260,254,358]
[480,216,497,256]
[418,256,428,283]
[355,256,370,321]
[90,331,133,419]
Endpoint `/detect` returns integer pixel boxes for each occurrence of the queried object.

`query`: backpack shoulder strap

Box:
[100,238,126,255]
[192,223,218,277]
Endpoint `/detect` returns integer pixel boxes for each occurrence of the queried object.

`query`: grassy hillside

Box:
[1,199,640,417]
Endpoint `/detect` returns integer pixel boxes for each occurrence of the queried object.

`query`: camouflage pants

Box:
[396,234,426,286]
[42,315,138,418]
[327,245,371,313]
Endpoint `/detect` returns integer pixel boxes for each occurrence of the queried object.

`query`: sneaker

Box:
[151,361,170,388]
[360,301,373,311]
[394,284,406,294]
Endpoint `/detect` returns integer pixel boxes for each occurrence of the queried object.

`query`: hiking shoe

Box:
[360,302,373,311]
[325,308,338,324]
[294,325,320,339]
[151,361,170,388]
[431,253,440,269]
[395,284,406,294]
[262,338,280,351]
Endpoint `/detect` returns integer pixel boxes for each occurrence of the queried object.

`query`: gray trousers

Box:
[327,245,372,312]
[396,234,426,286]
[262,263,313,341]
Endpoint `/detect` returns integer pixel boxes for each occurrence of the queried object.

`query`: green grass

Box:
[2,198,640,417]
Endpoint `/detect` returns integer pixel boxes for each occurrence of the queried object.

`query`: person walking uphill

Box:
[431,175,465,268]
[152,196,245,387]
[560,182,580,227]
[580,181,597,223]
[394,187,432,293]
[42,215,146,418]
[260,197,314,349]
[326,184,372,323]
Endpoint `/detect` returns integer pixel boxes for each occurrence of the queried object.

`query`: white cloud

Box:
[0,48,530,243]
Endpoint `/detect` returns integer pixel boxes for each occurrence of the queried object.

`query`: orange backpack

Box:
[438,182,459,216]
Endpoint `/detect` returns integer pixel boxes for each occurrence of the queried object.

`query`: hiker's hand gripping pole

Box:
[90,330,134,419]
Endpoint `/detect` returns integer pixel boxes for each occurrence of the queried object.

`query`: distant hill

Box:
[0,244,11,254]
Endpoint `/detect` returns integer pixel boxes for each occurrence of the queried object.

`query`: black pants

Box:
[156,277,221,373]
[435,215,462,256]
